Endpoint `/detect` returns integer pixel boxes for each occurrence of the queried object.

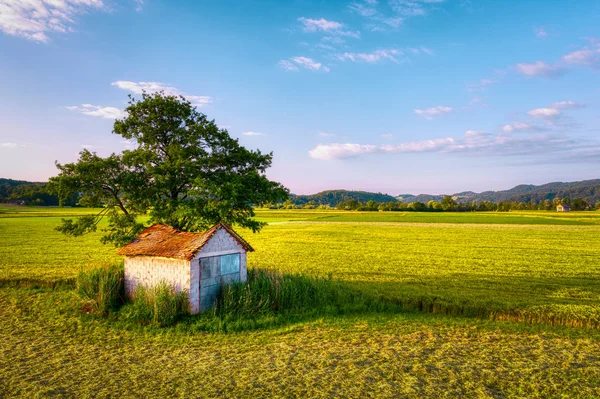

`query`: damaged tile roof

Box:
[116,222,254,260]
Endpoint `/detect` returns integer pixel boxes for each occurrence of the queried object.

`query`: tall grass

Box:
[215,269,385,318]
[76,263,124,314]
[121,282,188,327]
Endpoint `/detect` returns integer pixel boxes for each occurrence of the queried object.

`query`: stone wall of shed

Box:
[124,256,191,303]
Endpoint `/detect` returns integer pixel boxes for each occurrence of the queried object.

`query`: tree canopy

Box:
[48,92,288,246]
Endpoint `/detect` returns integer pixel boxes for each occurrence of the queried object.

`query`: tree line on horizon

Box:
[2,178,599,212]
[270,196,600,212]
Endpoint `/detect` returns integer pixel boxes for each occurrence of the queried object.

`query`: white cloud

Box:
[241,131,265,136]
[514,61,566,78]
[278,60,299,71]
[67,104,126,119]
[318,132,336,137]
[381,134,393,138]
[309,130,595,161]
[279,57,329,72]
[338,49,401,63]
[526,101,585,120]
[135,0,144,12]
[563,48,600,68]
[535,27,547,38]
[0,0,105,42]
[292,56,323,70]
[298,17,343,32]
[502,122,537,133]
[414,105,452,119]
[1,142,18,148]
[309,143,379,160]
[527,108,560,119]
[550,101,586,110]
[297,17,360,40]
[111,81,212,107]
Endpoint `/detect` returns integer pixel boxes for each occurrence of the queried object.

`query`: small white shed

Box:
[117,223,253,314]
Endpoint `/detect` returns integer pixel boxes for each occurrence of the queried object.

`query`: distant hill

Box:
[396,179,600,204]
[290,190,397,206]
[0,178,62,206]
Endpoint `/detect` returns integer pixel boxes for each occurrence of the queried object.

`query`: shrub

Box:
[76,263,125,314]
[123,282,188,327]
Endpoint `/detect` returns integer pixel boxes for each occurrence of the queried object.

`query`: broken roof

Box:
[116,222,253,260]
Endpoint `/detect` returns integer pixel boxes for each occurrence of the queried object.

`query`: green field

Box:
[2,207,600,397]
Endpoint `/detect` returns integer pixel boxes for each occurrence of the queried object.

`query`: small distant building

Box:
[556,204,571,212]
[117,223,253,314]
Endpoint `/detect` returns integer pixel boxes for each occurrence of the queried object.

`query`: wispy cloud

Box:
[502,122,541,133]
[514,61,566,78]
[111,81,213,107]
[389,0,446,17]
[318,132,336,137]
[67,104,126,119]
[527,101,586,120]
[350,0,445,31]
[278,60,299,71]
[563,48,600,69]
[527,108,561,119]
[513,39,600,79]
[279,57,330,72]
[467,78,496,92]
[309,130,597,162]
[551,101,586,110]
[414,105,452,119]
[534,27,547,38]
[298,17,343,32]
[297,17,359,38]
[1,142,18,148]
[0,0,106,43]
[338,49,401,63]
[241,131,265,136]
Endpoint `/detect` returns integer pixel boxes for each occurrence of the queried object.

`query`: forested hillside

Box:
[0,178,64,205]
[290,190,397,206]
[396,179,600,205]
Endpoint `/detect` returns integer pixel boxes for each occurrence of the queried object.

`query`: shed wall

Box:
[124,256,191,299]
[194,228,248,312]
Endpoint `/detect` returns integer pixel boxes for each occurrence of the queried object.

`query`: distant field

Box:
[2,206,600,397]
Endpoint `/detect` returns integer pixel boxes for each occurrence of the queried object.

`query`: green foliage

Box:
[76,263,124,314]
[121,282,188,327]
[47,91,288,245]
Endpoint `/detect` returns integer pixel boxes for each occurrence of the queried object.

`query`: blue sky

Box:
[0,0,599,195]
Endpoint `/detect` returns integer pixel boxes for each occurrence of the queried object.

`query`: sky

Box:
[0,0,599,195]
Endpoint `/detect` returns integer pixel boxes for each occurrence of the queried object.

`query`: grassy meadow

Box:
[1,206,600,397]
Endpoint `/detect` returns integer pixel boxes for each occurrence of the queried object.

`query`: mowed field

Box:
[2,205,600,397]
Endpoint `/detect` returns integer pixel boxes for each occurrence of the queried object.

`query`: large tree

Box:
[48,92,288,246]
